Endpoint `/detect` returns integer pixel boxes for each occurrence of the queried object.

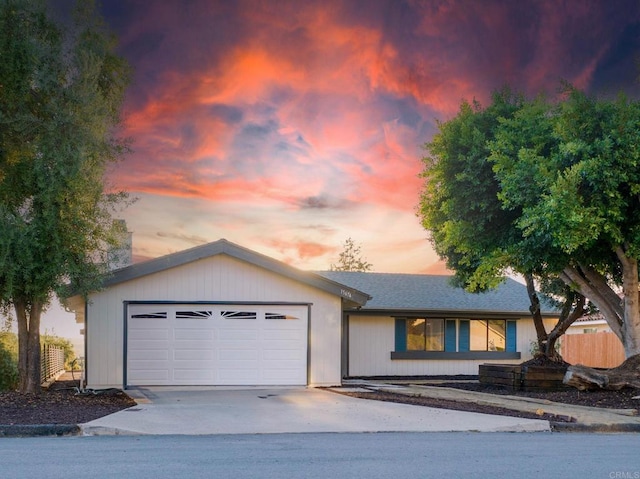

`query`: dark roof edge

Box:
[101,239,371,306]
[344,308,558,318]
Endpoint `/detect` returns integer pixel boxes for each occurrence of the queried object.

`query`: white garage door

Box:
[126,304,308,386]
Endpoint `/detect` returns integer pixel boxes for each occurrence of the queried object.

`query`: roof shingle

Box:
[317,271,557,315]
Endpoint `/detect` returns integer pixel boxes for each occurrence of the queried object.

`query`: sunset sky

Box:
[97,0,640,275]
[39,0,640,339]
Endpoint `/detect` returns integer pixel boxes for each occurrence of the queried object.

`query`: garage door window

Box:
[176,310,213,319]
[221,311,257,320]
[266,312,299,320]
[131,311,167,319]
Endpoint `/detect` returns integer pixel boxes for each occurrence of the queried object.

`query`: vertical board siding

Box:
[87,255,342,388]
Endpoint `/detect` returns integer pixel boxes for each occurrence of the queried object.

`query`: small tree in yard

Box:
[330,238,373,272]
[0,0,131,393]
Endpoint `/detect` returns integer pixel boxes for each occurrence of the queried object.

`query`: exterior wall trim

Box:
[390,351,522,360]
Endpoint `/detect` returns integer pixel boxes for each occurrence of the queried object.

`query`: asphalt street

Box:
[1,432,638,479]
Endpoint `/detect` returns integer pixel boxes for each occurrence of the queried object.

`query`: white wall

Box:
[347,314,558,376]
[83,255,343,388]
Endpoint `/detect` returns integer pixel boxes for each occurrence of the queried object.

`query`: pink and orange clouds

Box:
[101,0,640,273]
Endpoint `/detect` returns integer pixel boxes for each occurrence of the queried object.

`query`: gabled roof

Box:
[101,239,371,306]
[317,271,557,317]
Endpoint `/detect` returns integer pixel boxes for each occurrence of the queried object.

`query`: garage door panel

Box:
[262,349,303,360]
[218,329,258,340]
[129,349,169,360]
[174,349,214,360]
[174,329,214,340]
[129,340,170,350]
[173,340,214,351]
[128,329,169,341]
[127,304,308,386]
[173,359,215,370]
[218,349,259,360]
[173,368,214,380]
[262,340,304,351]
[263,330,303,341]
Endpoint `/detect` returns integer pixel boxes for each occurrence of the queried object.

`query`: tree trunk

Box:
[14,299,43,394]
[524,273,548,354]
[545,293,586,359]
[616,247,640,357]
[564,354,640,390]
[524,273,585,361]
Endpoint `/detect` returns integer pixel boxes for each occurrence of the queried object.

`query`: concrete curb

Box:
[0,424,81,437]
[550,422,640,433]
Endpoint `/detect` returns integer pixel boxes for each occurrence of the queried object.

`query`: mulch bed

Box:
[0,380,137,425]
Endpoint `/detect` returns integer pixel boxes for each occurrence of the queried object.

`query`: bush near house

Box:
[0,332,18,391]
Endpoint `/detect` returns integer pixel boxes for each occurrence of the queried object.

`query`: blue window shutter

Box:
[459,320,470,352]
[506,321,517,352]
[395,318,407,352]
[445,320,456,352]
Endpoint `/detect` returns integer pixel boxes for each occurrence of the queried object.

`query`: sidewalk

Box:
[343,380,640,433]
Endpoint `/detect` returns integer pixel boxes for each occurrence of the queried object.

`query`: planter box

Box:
[479,363,569,391]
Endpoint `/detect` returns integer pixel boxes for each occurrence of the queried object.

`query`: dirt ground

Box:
[0,380,136,425]
[1,377,639,425]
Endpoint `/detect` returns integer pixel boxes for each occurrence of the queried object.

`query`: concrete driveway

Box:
[80,387,550,435]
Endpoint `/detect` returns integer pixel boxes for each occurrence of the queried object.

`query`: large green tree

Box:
[420,85,640,387]
[0,0,130,392]
[419,88,587,361]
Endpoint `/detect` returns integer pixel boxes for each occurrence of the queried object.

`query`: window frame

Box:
[391,317,520,360]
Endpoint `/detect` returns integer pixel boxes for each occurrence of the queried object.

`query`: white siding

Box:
[348,315,558,376]
[85,255,342,388]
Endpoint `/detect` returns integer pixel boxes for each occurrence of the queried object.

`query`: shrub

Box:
[0,332,18,391]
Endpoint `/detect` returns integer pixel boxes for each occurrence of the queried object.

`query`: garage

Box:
[66,239,369,389]
[126,303,309,386]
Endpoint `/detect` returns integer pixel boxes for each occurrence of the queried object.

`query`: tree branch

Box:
[561,265,624,341]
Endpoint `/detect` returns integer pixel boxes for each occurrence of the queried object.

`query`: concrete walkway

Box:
[350,381,640,432]
[80,386,550,436]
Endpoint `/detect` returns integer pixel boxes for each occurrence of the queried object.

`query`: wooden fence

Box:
[41,344,65,384]
[560,332,625,368]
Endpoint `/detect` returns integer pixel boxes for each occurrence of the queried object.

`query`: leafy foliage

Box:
[420,84,640,358]
[330,238,373,272]
[0,0,131,391]
[0,332,18,391]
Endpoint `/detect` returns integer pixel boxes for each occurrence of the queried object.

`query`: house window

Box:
[470,320,506,351]
[406,318,444,351]
[392,317,519,359]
